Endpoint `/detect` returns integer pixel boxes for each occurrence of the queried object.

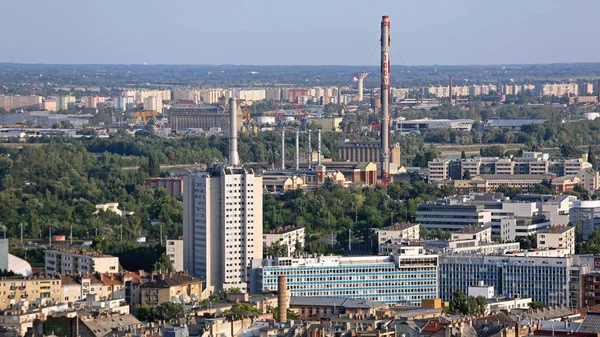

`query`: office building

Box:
[569,200,600,240]
[420,239,520,255]
[416,202,492,231]
[140,272,202,307]
[44,249,119,274]
[183,98,263,293]
[337,139,401,166]
[251,252,438,305]
[0,95,42,111]
[263,226,305,257]
[542,195,577,226]
[377,223,420,244]
[439,253,590,308]
[537,225,575,255]
[170,103,243,133]
[0,276,62,310]
[166,239,184,271]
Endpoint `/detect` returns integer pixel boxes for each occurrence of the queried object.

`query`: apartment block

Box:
[377,222,420,244]
[140,272,202,307]
[263,226,305,257]
[0,276,62,310]
[169,103,243,133]
[569,200,600,240]
[251,253,438,305]
[44,250,119,274]
[537,225,575,255]
[541,83,579,97]
[582,271,600,307]
[0,95,43,111]
[309,117,343,132]
[183,166,263,293]
[166,240,184,272]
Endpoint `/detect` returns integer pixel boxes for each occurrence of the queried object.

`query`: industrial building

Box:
[395,118,474,132]
[251,250,438,305]
[337,139,401,166]
[169,103,243,133]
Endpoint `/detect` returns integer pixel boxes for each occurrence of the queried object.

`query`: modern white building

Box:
[541,195,577,226]
[263,226,305,257]
[500,216,551,242]
[377,223,420,244]
[537,225,575,255]
[251,251,439,305]
[166,239,184,271]
[451,225,492,242]
[416,202,492,231]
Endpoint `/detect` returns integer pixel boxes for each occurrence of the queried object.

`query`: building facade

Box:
[170,103,243,133]
[377,223,420,244]
[337,140,401,166]
[263,226,305,257]
[140,272,202,307]
[144,177,184,197]
[0,276,62,310]
[183,166,263,293]
[166,240,184,272]
[416,203,492,231]
[45,250,119,275]
[569,200,600,240]
[251,253,438,305]
[537,225,575,255]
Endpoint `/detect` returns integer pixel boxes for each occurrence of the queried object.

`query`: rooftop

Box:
[265,226,304,235]
[454,225,490,234]
[289,296,387,309]
[541,225,574,234]
[141,272,201,288]
[381,222,419,231]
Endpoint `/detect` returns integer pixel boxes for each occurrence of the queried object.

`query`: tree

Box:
[475,296,488,316]
[269,306,300,321]
[136,304,151,321]
[225,303,260,319]
[449,290,467,314]
[227,287,243,294]
[153,254,174,273]
[147,153,160,177]
[155,302,184,322]
[462,169,471,180]
[529,184,554,195]
[589,145,598,170]
[529,301,546,310]
[466,296,478,316]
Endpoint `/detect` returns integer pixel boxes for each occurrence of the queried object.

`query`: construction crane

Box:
[241,96,258,135]
[295,104,307,131]
[274,102,283,129]
[133,111,159,125]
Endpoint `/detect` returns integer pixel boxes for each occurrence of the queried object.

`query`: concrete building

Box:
[166,239,184,272]
[290,296,388,321]
[570,200,600,240]
[578,167,600,194]
[416,202,492,231]
[251,252,438,305]
[440,253,591,308]
[263,226,305,257]
[542,194,577,226]
[143,96,163,113]
[0,275,62,310]
[420,239,520,255]
[500,215,551,242]
[337,139,401,166]
[537,225,575,255]
[582,271,600,307]
[395,118,474,132]
[451,225,492,242]
[308,117,343,132]
[235,89,266,101]
[170,103,243,134]
[183,167,263,293]
[144,177,184,197]
[541,83,579,97]
[262,174,306,193]
[377,223,420,244]
[0,95,43,111]
[140,272,202,307]
[44,250,119,274]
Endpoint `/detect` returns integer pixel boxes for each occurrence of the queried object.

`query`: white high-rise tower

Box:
[183,98,263,294]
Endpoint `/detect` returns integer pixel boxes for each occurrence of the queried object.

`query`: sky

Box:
[1,0,599,66]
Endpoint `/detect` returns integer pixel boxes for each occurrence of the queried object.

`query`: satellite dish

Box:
[179,294,190,304]
[191,295,199,303]
[171,296,180,304]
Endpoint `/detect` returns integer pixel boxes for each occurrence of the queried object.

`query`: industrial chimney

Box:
[307,130,312,170]
[448,74,453,106]
[277,276,288,322]
[295,131,300,171]
[281,130,285,170]
[380,15,391,185]
[229,98,240,166]
[317,129,322,166]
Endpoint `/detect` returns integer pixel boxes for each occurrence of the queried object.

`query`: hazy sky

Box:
[1,0,598,65]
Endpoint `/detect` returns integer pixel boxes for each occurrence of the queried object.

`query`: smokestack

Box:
[307,130,312,170]
[371,89,376,108]
[317,129,322,166]
[597,79,600,101]
[380,15,391,185]
[229,98,240,166]
[277,276,288,323]
[337,86,341,105]
[281,130,285,170]
[295,131,299,171]
[449,74,453,105]
[354,72,369,102]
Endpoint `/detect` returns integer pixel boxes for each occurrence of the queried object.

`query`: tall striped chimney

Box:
[229,98,240,166]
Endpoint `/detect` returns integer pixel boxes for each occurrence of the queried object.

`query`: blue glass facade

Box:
[258,255,438,305]
[440,255,573,307]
